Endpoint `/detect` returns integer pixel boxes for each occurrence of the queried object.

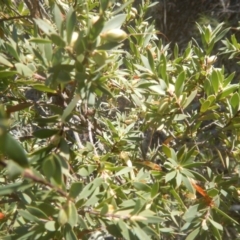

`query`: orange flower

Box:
[0,212,5,220]
[191,181,214,207]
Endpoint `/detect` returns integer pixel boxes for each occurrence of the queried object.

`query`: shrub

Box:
[0,0,240,239]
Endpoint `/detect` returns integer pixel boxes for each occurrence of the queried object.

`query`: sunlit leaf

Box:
[175,71,186,97]
[186,227,200,240]
[15,63,33,77]
[102,14,127,32]
[0,55,13,67]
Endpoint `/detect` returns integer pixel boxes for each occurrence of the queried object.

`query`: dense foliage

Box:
[0,0,240,239]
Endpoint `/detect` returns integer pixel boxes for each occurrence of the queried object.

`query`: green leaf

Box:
[45,221,56,232]
[78,178,103,199]
[52,154,63,186]
[5,42,19,61]
[181,176,195,193]
[27,206,48,220]
[42,156,56,179]
[211,70,220,94]
[213,207,239,225]
[218,84,238,100]
[32,48,47,66]
[147,49,155,72]
[53,4,63,33]
[29,38,52,44]
[208,218,223,231]
[0,133,29,168]
[180,168,194,178]
[67,202,78,227]
[174,43,179,58]
[200,100,211,113]
[162,145,172,158]
[66,8,77,44]
[131,199,144,215]
[143,24,155,48]
[102,14,127,32]
[18,209,40,223]
[117,220,131,240]
[207,188,219,198]
[230,92,240,115]
[61,94,80,122]
[7,160,23,178]
[59,138,70,161]
[32,84,57,93]
[175,71,186,97]
[0,70,17,78]
[158,54,167,82]
[170,188,187,210]
[64,224,78,240]
[183,204,199,222]
[176,171,182,188]
[89,16,105,41]
[143,216,164,224]
[0,55,13,67]
[58,207,68,226]
[151,182,159,198]
[0,181,32,196]
[223,72,235,87]
[132,182,151,192]
[133,224,149,240]
[149,84,165,95]
[50,33,66,47]
[100,204,109,215]
[183,89,198,109]
[34,19,56,35]
[165,171,177,182]
[33,129,60,139]
[115,167,134,176]
[69,182,83,199]
[159,228,174,232]
[35,115,60,124]
[186,227,200,240]
[97,41,121,50]
[44,43,53,62]
[211,223,222,240]
[100,0,110,12]
[15,63,33,77]
[6,102,33,114]
[174,114,188,121]
[141,54,152,72]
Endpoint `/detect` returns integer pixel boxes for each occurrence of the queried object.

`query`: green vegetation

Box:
[0,0,240,239]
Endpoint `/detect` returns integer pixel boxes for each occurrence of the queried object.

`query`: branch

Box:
[79,208,131,220]
[23,169,69,198]
[0,15,32,23]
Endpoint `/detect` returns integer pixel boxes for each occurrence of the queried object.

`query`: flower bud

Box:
[206,55,217,65]
[25,54,34,62]
[129,7,138,20]
[141,21,149,27]
[92,50,108,66]
[70,32,79,47]
[49,134,61,146]
[101,29,128,43]
[91,16,100,25]
[131,7,138,16]
[129,11,136,19]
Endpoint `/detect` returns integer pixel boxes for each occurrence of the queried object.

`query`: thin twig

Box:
[23,169,69,198]
[87,119,98,156]
[73,131,84,149]
[79,208,131,220]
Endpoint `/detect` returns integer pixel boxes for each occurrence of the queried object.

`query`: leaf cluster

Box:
[0,0,240,239]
